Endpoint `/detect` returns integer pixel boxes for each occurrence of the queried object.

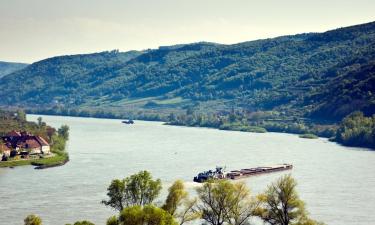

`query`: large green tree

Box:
[102,170,162,211]
[255,175,323,225]
[118,205,177,225]
[196,180,256,225]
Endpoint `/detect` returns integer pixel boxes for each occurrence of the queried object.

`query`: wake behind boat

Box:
[193,164,293,183]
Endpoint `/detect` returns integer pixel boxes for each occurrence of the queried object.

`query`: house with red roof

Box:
[1,130,51,159]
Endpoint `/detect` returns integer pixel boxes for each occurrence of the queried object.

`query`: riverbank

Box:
[25,111,375,150]
[0,152,69,169]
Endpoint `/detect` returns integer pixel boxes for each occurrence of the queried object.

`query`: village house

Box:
[1,130,50,160]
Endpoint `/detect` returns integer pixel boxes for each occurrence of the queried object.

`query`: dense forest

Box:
[0,21,374,148]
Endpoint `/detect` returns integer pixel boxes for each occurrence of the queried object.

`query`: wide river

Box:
[0,115,374,225]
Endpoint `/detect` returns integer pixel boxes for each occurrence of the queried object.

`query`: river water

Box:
[0,115,374,225]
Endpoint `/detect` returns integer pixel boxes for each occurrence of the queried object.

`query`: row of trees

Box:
[24,171,324,225]
[168,109,336,138]
[335,111,375,148]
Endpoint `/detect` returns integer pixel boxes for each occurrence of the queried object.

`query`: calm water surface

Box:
[0,115,374,225]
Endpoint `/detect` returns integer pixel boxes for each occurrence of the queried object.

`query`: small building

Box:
[35,136,50,154]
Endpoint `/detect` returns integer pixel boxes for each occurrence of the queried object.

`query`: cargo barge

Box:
[193,164,293,183]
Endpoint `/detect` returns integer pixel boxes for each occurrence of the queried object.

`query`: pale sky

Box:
[1,0,375,63]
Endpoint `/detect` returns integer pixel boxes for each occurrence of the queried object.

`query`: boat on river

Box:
[122,119,134,124]
[193,164,293,183]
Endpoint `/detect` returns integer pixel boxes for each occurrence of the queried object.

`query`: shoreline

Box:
[28,112,375,151]
[0,152,69,169]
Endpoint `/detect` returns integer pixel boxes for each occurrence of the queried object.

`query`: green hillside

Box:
[0,22,374,147]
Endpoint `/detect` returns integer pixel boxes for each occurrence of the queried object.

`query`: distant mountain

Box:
[0,61,28,78]
[0,21,374,122]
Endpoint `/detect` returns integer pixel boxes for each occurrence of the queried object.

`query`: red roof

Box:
[24,138,42,149]
[35,136,49,146]
[6,130,21,137]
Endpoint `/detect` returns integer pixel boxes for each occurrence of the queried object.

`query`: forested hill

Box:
[0,21,374,122]
[0,61,28,78]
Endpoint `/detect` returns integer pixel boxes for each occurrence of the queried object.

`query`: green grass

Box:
[299,133,319,139]
[219,123,267,133]
[0,151,69,168]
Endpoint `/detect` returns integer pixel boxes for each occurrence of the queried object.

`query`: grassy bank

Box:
[0,152,69,168]
[299,133,319,139]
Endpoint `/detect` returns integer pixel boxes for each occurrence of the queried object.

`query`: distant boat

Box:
[122,120,134,124]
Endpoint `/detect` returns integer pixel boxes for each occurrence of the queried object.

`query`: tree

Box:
[163,180,200,225]
[24,214,42,225]
[175,198,200,225]
[102,179,127,211]
[163,180,188,215]
[119,205,177,225]
[126,170,162,206]
[102,171,162,211]
[16,110,26,121]
[226,182,258,225]
[46,126,56,142]
[255,175,323,225]
[37,117,43,127]
[106,216,119,225]
[196,180,256,225]
[335,111,375,148]
[58,125,70,140]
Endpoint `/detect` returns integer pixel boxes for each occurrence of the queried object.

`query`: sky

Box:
[1,0,375,63]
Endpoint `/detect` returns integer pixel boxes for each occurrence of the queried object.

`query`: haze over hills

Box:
[0,21,374,122]
[0,61,28,78]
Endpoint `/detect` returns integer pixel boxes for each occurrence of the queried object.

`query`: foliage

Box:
[67,221,95,225]
[118,205,177,225]
[25,173,324,225]
[162,180,188,216]
[106,216,119,225]
[0,109,53,141]
[0,22,374,124]
[335,111,375,148]
[102,170,162,211]
[163,180,200,225]
[58,125,70,140]
[299,134,318,139]
[255,175,323,225]
[24,214,42,225]
[196,180,256,225]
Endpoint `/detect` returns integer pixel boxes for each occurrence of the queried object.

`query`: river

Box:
[0,115,374,225]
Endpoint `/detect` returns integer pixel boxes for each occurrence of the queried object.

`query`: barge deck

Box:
[193,164,293,183]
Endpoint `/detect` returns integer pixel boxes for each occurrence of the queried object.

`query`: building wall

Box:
[41,146,50,154]
[29,148,41,154]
